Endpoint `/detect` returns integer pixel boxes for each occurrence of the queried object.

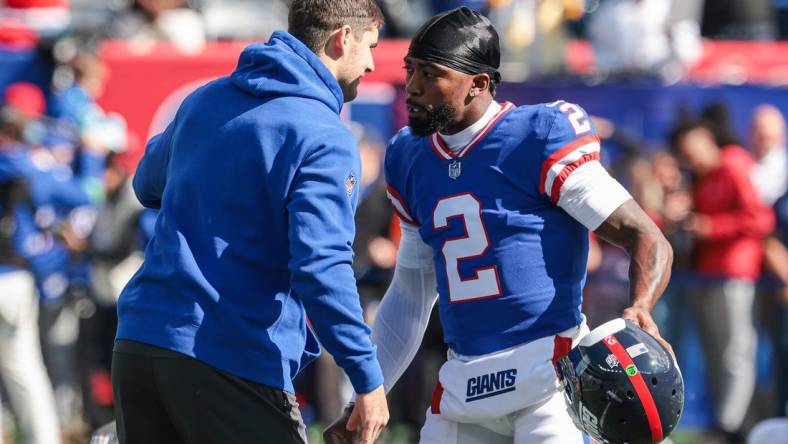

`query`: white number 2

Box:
[559,102,591,136]
[433,193,501,303]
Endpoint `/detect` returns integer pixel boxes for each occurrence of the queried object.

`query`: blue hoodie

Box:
[116,31,383,394]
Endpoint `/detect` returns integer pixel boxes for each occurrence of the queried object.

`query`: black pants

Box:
[111,340,306,444]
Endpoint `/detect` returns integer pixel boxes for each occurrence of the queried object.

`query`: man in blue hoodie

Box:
[111,1,389,443]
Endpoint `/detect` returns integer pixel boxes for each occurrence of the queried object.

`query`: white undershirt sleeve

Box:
[557,160,633,231]
[354,220,438,398]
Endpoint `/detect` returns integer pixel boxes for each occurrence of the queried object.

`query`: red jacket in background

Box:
[693,145,775,280]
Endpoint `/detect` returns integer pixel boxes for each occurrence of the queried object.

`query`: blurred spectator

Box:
[587,0,701,79]
[748,106,788,419]
[201,0,287,41]
[108,0,205,53]
[770,190,788,416]
[750,106,788,420]
[643,151,695,353]
[750,104,788,205]
[376,0,433,37]
[3,81,44,119]
[0,106,61,444]
[67,0,127,41]
[701,102,741,148]
[648,151,695,272]
[673,120,775,442]
[0,0,70,39]
[52,51,107,124]
[78,153,144,429]
[489,0,584,80]
[51,51,126,171]
[353,132,396,305]
[432,0,488,14]
[777,0,788,39]
[702,0,777,40]
[86,153,141,309]
[4,79,108,437]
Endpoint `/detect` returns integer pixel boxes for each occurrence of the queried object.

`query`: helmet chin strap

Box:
[579,317,627,347]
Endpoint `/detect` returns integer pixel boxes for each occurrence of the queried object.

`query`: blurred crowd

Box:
[0,56,155,443]
[1,1,788,444]
[3,0,788,80]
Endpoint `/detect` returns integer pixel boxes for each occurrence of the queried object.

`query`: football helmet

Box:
[555,318,684,444]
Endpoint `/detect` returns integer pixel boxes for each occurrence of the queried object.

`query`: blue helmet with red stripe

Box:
[555,318,684,444]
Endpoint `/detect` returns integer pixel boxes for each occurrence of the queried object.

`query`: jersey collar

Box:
[429,101,515,160]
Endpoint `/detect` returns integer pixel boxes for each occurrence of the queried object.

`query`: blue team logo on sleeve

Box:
[345,171,356,196]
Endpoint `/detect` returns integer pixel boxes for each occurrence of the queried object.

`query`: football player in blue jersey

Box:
[324,6,674,444]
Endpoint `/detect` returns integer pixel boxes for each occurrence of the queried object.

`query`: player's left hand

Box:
[323,403,357,444]
[621,306,674,358]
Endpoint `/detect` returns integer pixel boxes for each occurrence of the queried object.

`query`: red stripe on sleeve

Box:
[539,134,600,194]
[549,151,601,203]
[386,184,418,225]
[602,335,664,444]
[391,206,419,226]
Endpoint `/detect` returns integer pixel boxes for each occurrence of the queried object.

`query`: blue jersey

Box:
[385,101,601,355]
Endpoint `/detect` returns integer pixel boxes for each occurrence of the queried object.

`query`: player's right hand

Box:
[621,306,674,358]
[346,385,389,444]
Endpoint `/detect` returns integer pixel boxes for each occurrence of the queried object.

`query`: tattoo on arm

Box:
[594,199,673,310]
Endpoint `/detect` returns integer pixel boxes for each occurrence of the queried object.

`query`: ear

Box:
[470,73,491,97]
[323,25,352,61]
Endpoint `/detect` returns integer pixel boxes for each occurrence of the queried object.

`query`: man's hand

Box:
[684,213,712,239]
[347,385,389,444]
[323,403,357,444]
[621,306,674,358]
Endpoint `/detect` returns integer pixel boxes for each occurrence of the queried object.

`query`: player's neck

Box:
[442,96,495,136]
[439,99,501,152]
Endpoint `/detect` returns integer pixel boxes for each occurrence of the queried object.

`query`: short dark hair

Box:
[288,0,384,53]
[669,118,719,154]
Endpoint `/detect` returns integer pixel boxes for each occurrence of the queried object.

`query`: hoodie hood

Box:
[231,31,344,115]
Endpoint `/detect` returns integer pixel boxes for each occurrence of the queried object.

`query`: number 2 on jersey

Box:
[433,193,501,303]
[559,102,591,136]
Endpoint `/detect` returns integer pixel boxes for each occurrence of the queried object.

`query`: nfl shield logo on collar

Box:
[448,160,461,179]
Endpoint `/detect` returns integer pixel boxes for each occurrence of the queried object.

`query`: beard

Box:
[408,102,457,137]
